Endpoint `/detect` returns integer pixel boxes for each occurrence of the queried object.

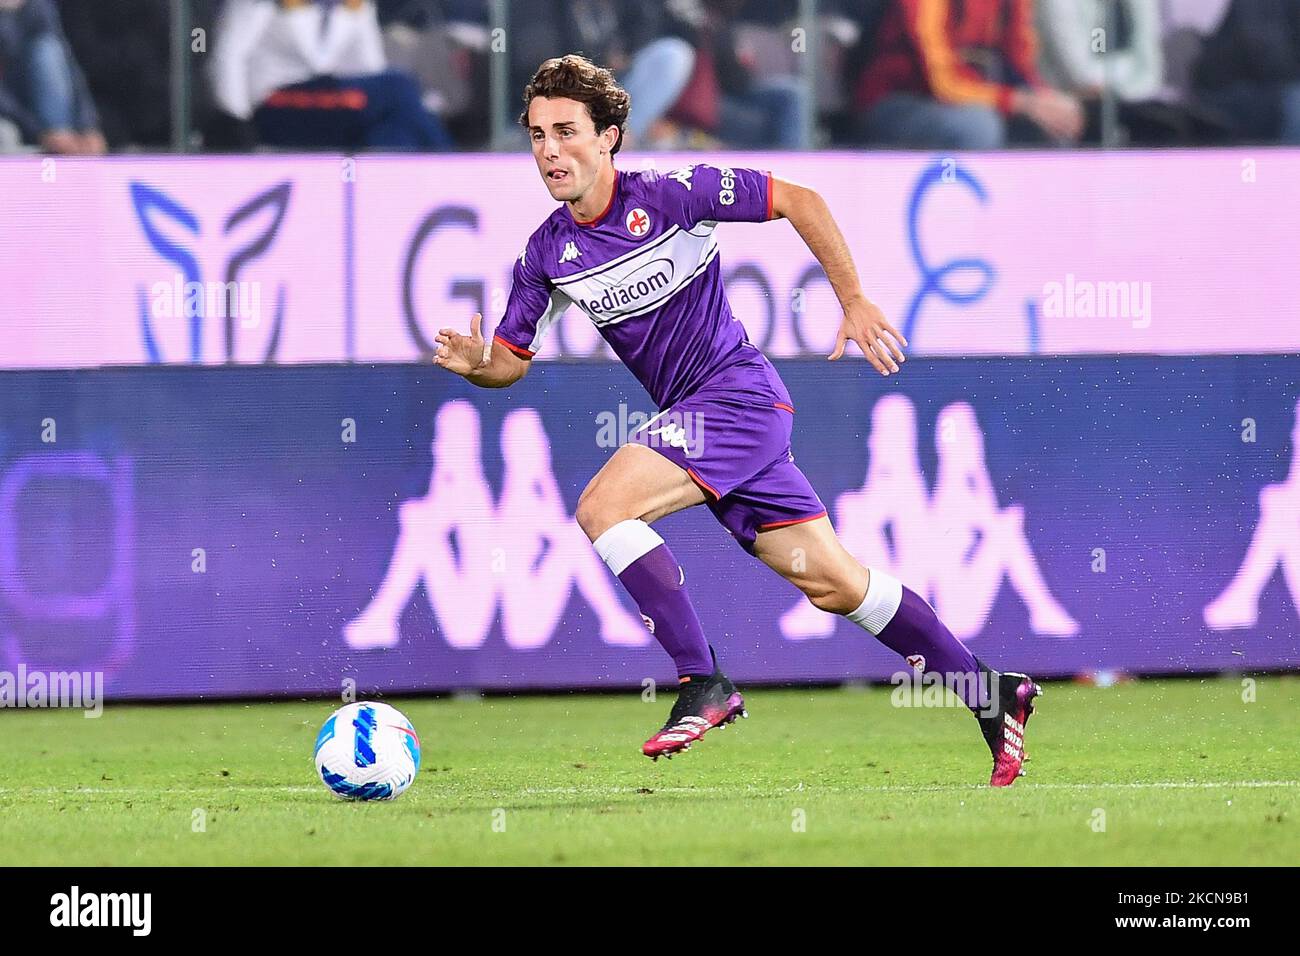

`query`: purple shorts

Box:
[630,354,827,555]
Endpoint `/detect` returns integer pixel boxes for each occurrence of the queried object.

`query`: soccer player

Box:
[433,55,1039,786]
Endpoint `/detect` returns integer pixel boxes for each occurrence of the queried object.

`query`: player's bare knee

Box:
[797,575,840,612]
[807,585,856,615]
[801,568,865,615]
[575,487,631,540]
[574,493,607,539]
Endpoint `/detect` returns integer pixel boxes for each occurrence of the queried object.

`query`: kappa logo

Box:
[647,421,691,450]
[780,395,1077,643]
[668,167,694,191]
[559,241,581,264]
[1204,397,1300,630]
[344,401,650,652]
[625,207,651,238]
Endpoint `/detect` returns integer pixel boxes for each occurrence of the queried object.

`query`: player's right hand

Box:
[432,313,490,376]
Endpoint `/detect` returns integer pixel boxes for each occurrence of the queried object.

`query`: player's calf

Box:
[753,520,1044,786]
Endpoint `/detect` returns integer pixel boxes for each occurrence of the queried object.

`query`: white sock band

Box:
[845,568,903,636]
[592,519,665,576]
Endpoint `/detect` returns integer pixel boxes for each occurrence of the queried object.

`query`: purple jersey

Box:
[493,164,774,409]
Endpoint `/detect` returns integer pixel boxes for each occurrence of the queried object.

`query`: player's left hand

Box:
[829,296,907,376]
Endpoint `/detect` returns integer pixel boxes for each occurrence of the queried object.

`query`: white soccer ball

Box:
[314,701,421,801]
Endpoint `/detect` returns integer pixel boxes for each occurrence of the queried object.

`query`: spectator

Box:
[1192,0,1300,144]
[853,0,1084,149]
[0,0,105,154]
[210,0,452,151]
[1037,0,1184,144]
[664,0,808,149]
[1037,0,1162,102]
[1155,0,1232,103]
[378,0,491,148]
[510,0,696,149]
[59,0,172,149]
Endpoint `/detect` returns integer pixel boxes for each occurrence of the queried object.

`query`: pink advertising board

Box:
[2,149,1297,367]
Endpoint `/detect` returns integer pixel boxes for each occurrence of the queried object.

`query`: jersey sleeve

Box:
[659,164,774,228]
[493,237,570,358]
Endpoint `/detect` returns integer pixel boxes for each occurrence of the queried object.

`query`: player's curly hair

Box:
[518,54,631,155]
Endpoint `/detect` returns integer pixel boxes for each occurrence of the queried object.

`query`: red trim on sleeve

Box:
[766,171,774,221]
[773,402,795,414]
[494,334,535,358]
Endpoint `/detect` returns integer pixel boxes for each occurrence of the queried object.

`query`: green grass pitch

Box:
[1,676,1295,865]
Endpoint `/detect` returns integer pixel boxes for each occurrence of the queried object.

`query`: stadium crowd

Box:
[1,0,1298,153]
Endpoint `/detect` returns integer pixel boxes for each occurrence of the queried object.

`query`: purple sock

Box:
[846,570,989,712]
[593,520,713,678]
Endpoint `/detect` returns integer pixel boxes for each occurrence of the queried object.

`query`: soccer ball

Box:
[313,701,421,801]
